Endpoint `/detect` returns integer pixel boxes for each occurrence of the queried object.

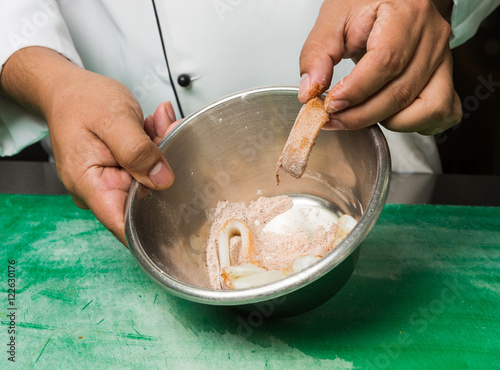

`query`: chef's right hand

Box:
[0,47,177,245]
[298,0,462,135]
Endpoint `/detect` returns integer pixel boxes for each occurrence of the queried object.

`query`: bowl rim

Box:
[125,85,391,306]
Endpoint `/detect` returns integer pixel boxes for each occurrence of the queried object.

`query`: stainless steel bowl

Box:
[125,86,391,318]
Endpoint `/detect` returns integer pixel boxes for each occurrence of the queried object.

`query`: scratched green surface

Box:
[1,194,499,369]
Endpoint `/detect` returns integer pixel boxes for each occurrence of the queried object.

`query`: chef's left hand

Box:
[1,46,182,247]
[298,0,462,135]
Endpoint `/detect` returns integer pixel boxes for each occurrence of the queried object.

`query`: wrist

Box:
[0,46,82,118]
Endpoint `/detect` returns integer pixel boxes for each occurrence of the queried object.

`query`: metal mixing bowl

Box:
[125,86,391,318]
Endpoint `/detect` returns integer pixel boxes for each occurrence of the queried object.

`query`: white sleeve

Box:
[450,0,500,48]
[0,0,83,156]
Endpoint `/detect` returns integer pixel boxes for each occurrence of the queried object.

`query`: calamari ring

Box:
[217,214,356,289]
[218,218,255,270]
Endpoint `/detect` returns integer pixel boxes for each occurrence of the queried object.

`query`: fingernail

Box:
[326,99,349,113]
[325,118,345,130]
[165,102,176,123]
[298,73,310,101]
[149,161,174,188]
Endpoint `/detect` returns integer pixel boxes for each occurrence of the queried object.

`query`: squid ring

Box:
[218,218,255,270]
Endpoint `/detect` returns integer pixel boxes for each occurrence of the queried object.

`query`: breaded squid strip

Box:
[275,97,329,184]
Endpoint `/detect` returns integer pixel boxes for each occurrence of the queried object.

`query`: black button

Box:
[177,74,191,87]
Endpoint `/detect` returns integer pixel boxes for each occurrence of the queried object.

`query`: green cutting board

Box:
[1,194,499,369]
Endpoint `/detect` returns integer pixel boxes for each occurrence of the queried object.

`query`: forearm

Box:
[0,46,80,119]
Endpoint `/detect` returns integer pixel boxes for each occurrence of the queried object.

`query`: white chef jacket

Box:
[0,0,498,173]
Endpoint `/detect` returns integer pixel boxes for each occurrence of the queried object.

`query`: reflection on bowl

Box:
[125,86,391,318]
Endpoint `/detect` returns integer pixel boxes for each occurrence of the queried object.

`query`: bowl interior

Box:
[126,87,389,304]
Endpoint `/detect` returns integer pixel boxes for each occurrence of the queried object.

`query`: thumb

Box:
[298,0,346,103]
[98,113,174,190]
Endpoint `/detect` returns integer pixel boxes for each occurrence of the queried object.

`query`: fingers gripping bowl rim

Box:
[125,86,391,318]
